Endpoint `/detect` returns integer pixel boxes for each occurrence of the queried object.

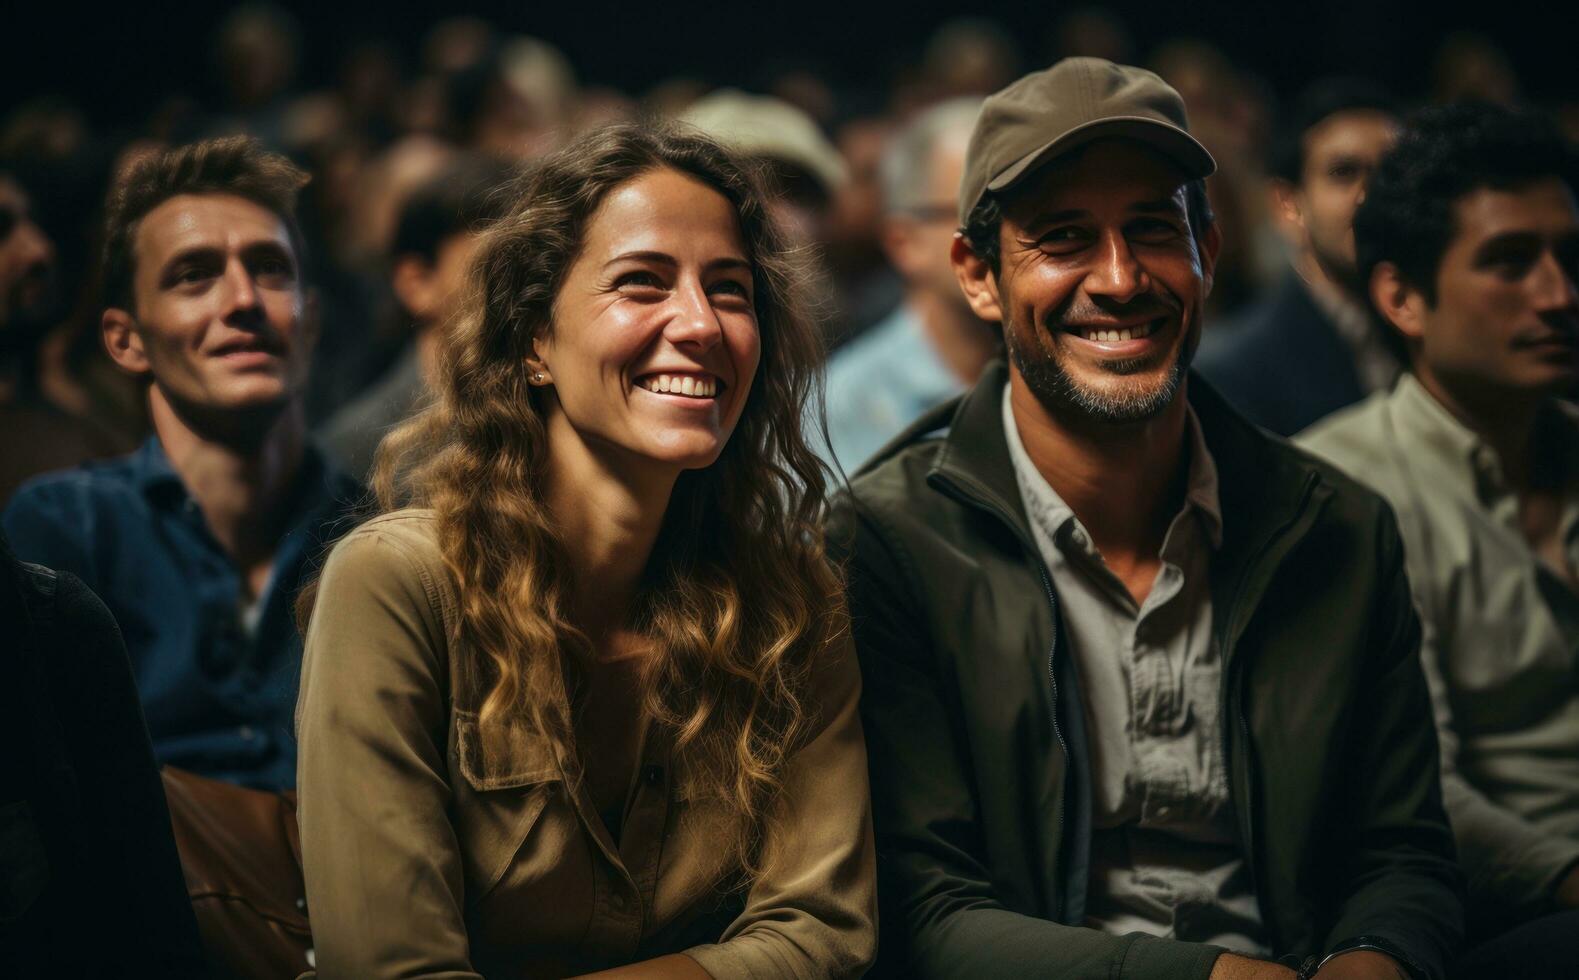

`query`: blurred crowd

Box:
[8,6,1579,977]
[3,6,1572,498]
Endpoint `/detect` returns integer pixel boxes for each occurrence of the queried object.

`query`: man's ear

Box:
[1370,261,1427,346]
[101,307,149,376]
[950,232,1003,324]
[391,255,439,322]
[1269,179,1304,232]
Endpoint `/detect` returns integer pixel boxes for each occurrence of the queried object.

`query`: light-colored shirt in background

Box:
[1003,387,1270,954]
[1300,373,1579,911]
[820,305,963,477]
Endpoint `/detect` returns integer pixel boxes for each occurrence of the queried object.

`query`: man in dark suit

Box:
[1196,80,1400,436]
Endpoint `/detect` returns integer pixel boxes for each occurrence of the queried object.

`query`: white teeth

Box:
[638,374,719,398]
[1083,321,1155,342]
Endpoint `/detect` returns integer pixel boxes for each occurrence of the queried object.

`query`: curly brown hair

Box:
[366,121,842,875]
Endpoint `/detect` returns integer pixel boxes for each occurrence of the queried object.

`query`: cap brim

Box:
[987,116,1217,196]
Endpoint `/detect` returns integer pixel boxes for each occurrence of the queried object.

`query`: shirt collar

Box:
[1390,371,1579,508]
[133,433,352,522]
[132,435,188,505]
[1389,372,1514,503]
[1001,384,1224,553]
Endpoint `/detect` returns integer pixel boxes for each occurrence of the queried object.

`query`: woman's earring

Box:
[534,372,544,383]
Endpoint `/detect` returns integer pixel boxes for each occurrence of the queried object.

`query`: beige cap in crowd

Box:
[678,89,849,195]
[957,56,1217,225]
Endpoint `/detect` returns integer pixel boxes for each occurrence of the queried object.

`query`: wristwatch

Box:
[1295,935,1427,980]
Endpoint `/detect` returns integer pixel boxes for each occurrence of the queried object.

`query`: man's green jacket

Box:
[826,362,1464,979]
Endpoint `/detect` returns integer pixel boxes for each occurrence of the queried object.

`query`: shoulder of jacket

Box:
[329,509,446,576]
[842,436,949,523]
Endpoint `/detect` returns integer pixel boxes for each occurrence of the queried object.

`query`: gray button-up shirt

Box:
[1003,386,1268,954]
[1301,373,1579,910]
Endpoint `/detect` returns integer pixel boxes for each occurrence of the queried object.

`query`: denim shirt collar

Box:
[131,433,355,529]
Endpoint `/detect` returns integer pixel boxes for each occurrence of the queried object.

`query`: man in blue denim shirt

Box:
[3,137,360,791]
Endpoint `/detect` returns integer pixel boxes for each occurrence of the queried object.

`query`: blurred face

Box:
[394,231,481,328]
[886,129,971,301]
[1411,178,1579,399]
[0,178,57,332]
[956,140,1219,424]
[536,167,761,471]
[1289,109,1397,283]
[108,193,312,418]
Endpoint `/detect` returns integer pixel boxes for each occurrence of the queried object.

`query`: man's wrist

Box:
[1299,940,1419,980]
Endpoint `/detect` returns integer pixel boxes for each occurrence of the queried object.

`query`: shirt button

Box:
[239,726,255,740]
[610,891,628,912]
[642,765,664,787]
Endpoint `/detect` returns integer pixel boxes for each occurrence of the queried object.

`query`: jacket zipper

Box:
[932,474,1069,921]
[1219,472,1320,953]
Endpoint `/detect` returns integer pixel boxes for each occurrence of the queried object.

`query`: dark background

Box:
[5,0,1574,123]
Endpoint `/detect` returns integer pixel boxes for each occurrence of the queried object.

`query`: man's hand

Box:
[1313,950,1409,979]
[1556,862,1579,908]
[1209,952,1296,980]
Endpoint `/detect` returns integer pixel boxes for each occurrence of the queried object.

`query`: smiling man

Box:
[828,59,1463,980]
[1301,103,1579,975]
[3,137,359,791]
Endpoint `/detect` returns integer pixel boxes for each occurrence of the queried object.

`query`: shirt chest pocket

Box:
[451,710,581,904]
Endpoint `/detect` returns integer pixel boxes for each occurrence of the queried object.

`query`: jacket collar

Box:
[916,359,1329,591]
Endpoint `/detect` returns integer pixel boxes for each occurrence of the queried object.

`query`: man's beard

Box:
[1005,311,1192,425]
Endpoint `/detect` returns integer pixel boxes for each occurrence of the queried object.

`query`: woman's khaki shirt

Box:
[295,510,876,978]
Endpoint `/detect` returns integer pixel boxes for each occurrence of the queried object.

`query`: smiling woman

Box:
[293,123,875,980]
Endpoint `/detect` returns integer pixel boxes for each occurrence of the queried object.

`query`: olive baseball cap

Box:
[957,57,1217,225]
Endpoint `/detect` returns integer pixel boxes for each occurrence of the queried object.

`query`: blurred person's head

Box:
[678,90,847,245]
[1433,33,1519,106]
[339,40,404,130]
[643,77,710,118]
[924,18,1023,97]
[369,125,837,871]
[763,63,838,130]
[1357,103,1579,413]
[98,137,315,442]
[1050,7,1135,65]
[1266,78,1399,292]
[824,113,895,272]
[422,17,496,75]
[496,36,578,139]
[346,135,457,263]
[0,98,88,163]
[955,58,1219,425]
[215,3,301,112]
[0,174,58,349]
[880,98,980,304]
[570,87,638,132]
[388,155,516,333]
